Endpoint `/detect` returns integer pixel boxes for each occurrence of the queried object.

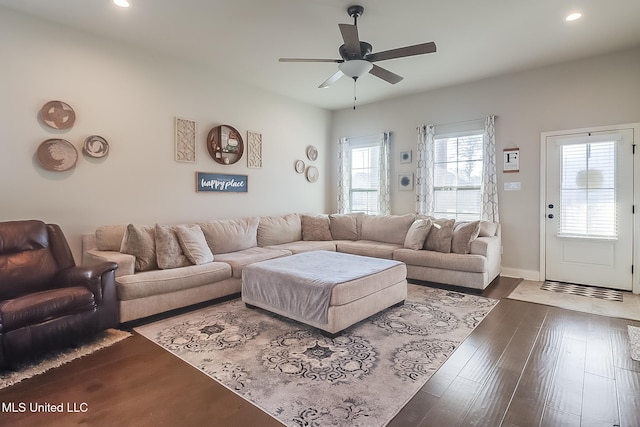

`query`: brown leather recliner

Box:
[0,220,119,369]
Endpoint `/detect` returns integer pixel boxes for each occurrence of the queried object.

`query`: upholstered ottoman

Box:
[242,250,407,336]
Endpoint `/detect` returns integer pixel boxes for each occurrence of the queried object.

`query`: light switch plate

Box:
[504,182,521,191]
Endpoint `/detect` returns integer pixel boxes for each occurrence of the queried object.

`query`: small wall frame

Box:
[398,173,414,191]
[503,148,520,173]
[175,117,196,162]
[400,150,412,164]
[247,131,263,168]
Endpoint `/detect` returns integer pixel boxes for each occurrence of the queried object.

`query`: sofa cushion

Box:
[120,224,157,271]
[424,218,455,253]
[257,214,302,246]
[404,218,433,250]
[116,262,232,301]
[361,214,416,245]
[301,214,333,241]
[0,287,96,331]
[264,240,337,254]
[329,214,359,240]
[393,248,487,273]
[175,224,214,265]
[95,225,127,251]
[451,221,481,254]
[214,247,291,278]
[155,224,191,270]
[336,240,402,260]
[199,217,259,254]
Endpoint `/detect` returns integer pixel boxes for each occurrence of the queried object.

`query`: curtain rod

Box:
[347,131,391,140]
[417,115,498,130]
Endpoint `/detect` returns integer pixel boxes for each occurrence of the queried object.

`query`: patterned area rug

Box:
[136,284,498,427]
[542,280,623,302]
[0,329,131,390]
[629,326,640,361]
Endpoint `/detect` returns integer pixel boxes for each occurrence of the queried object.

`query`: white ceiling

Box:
[2,0,640,111]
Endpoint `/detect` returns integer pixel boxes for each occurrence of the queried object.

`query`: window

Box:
[338,133,390,215]
[350,143,380,214]
[417,116,497,222]
[433,132,483,220]
[559,141,616,238]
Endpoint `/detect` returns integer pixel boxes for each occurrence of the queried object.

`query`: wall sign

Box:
[503,148,520,173]
[196,172,248,193]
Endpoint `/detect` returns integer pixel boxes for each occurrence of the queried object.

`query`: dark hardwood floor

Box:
[1,277,639,426]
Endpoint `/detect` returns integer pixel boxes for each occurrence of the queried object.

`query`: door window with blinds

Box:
[433,131,483,220]
[559,140,617,238]
[350,138,380,214]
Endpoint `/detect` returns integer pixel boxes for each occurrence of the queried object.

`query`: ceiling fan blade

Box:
[318,70,344,88]
[279,58,342,63]
[369,64,404,84]
[367,42,437,62]
[339,23,361,57]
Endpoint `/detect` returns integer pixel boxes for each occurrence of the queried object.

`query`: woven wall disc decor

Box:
[83,135,109,158]
[40,100,76,130]
[37,138,78,171]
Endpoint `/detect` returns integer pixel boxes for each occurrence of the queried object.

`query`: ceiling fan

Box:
[279,5,437,94]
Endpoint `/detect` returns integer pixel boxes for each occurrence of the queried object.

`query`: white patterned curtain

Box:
[482,115,499,222]
[377,132,391,215]
[415,125,435,215]
[337,137,351,214]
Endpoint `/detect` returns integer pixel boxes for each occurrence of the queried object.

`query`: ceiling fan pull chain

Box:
[353,77,358,110]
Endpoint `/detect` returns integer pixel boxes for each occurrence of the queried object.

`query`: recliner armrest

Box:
[54,262,118,305]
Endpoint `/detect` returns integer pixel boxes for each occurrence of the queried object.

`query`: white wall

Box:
[331,46,640,279]
[0,8,331,262]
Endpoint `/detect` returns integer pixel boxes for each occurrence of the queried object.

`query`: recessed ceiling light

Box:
[565,12,582,22]
[113,0,130,8]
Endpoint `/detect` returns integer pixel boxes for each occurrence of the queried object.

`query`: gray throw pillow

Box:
[175,224,214,265]
[329,214,359,240]
[120,224,157,271]
[451,221,481,254]
[301,214,333,241]
[404,218,433,250]
[155,224,191,269]
[424,218,455,253]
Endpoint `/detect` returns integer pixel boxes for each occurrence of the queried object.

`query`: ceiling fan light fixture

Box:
[339,60,373,79]
[565,12,582,22]
[113,0,130,8]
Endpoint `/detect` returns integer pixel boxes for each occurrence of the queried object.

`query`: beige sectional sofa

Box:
[83,213,501,323]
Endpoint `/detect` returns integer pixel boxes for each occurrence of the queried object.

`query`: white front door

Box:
[544,127,634,291]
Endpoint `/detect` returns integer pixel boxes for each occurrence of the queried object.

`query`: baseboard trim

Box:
[501,268,540,282]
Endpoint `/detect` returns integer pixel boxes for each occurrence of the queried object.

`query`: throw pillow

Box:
[328,214,358,240]
[175,224,214,265]
[301,214,333,241]
[424,218,455,253]
[404,218,433,250]
[451,221,481,254]
[479,221,498,237]
[155,224,191,269]
[120,224,158,271]
[95,225,127,251]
